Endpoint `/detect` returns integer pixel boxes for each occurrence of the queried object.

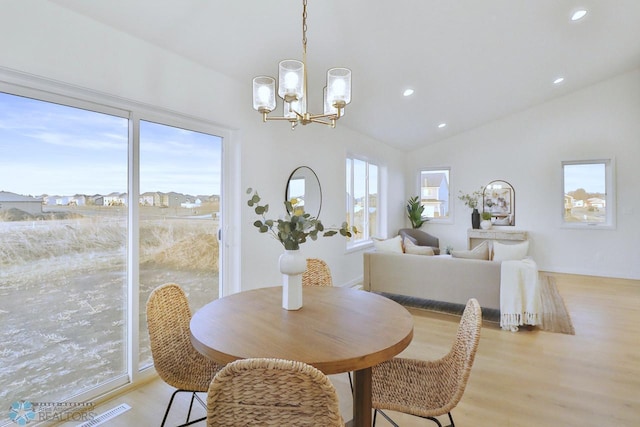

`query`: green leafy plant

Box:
[406,196,427,229]
[458,188,484,210]
[247,188,356,250]
[482,211,492,220]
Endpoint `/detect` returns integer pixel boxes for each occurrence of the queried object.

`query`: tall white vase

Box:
[278,249,306,310]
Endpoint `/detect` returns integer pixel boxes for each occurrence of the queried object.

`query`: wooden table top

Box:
[190,285,414,375]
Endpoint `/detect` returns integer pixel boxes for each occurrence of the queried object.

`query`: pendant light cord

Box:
[302,0,308,110]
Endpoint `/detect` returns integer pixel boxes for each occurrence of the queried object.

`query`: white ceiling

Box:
[49,0,640,151]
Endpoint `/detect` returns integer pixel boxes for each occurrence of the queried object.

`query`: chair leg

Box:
[376,410,400,427]
[161,389,207,427]
[161,389,180,427]
[185,392,196,424]
[423,416,443,427]
[428,412,454,427]
[374,409,454,427]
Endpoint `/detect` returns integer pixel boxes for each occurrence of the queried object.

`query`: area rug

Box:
[378,274,575,335]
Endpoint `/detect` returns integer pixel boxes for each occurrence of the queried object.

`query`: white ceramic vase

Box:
[278,249,306,310]
[480,220,492,230]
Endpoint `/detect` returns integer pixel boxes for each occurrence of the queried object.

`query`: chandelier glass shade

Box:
[252,0,351,129]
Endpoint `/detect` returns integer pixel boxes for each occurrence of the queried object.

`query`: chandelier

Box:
[252,0,352,129]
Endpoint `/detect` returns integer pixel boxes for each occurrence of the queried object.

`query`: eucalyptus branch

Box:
[247,188,356,250]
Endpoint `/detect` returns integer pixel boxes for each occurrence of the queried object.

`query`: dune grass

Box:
[0,213,219,420]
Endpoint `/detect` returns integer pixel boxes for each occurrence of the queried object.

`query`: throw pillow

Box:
[399,231,418,246]
[451,241,490,260]
[373,235,403,253]
[403,237,435,256]
[492,240,529,261]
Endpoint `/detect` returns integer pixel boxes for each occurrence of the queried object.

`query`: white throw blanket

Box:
[500,258,542,332]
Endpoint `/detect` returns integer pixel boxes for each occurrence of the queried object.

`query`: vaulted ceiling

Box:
[49,0,640,151]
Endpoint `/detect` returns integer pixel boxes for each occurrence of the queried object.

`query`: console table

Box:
[468,228,528,249]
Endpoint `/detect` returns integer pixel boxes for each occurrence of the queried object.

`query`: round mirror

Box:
[285,166,322,218]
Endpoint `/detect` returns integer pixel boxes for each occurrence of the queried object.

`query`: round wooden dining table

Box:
[190,285,414,427]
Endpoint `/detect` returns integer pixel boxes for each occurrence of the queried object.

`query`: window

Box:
[346,157,379,246]
[418,168,450,221]
[562,159,615,228]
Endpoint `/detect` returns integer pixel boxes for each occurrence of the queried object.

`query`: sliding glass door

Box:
[0,87,224,424]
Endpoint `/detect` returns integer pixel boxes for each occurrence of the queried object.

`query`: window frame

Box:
[0,68,234,409]
[346,155,380,249]
[417,167,452,224]
[561,159,615,229]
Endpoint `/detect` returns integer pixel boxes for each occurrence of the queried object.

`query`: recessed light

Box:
[403,89,414,97]
[438,123,447,129]
[553,77,565,84]
[571,9,587,21]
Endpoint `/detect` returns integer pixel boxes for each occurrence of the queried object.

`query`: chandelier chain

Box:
[302,0,308,55]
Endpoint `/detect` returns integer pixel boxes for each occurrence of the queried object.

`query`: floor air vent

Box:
[79,403,131,427]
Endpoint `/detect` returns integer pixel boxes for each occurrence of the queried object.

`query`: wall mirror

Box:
[483,180,515,226]
[285,166,322,218]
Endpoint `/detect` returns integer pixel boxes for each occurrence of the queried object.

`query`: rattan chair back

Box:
[302,258,333,287]
[207,358,344,426]
[146,283,222,392]
[372,298,482,426]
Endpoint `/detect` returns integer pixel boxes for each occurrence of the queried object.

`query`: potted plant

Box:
[247,188,356,310]
[458,188,483,229]
[406,196,427,229]
[481,211,492,229]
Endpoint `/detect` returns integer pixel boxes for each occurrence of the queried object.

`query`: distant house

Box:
[564,195,574,213]
[420,173,449,218]
[164,192,187,207]
[43,194,86,206]
[139,192,156,206]
[103,192,127,206]
[181,198,202,209]
[92,195,104,206]
[0,191,43,215]
[70,194,87,206]
[587,197,606,208]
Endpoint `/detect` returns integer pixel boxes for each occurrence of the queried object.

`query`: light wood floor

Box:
[66,273,640,426]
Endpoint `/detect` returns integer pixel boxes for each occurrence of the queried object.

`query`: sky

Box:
[0,92,222,197]
[564,163,606,194]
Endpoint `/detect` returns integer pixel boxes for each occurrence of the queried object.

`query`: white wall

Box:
[406,69,640,279]
[0,2,404,292]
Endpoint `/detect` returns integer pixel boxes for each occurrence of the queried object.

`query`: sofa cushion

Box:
[403,238,435,256]
[451,241,490,260]
[492,240,529,261]
[373,235,404,253]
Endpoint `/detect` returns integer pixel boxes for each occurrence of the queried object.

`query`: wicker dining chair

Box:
[302,258,333,287]
[207,358,345,426]
[371,298,482,427]
[146,283,224,427]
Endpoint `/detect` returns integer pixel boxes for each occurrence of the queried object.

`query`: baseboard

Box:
[339,275,363,289]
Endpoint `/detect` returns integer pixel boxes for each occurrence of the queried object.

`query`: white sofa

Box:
[363,251,501,311]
